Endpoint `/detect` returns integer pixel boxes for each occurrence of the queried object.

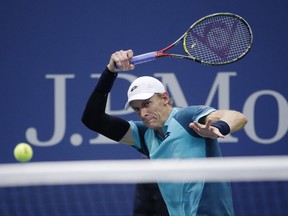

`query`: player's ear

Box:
[161,92,170,104]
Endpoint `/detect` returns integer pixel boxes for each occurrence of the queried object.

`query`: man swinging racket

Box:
[82,49,247,216]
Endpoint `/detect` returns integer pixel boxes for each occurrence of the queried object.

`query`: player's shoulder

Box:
[173,105,215,123]
[175,105,213,115]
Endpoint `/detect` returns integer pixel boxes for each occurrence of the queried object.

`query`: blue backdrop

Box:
[0,0,288,215]
[1,0,287,162]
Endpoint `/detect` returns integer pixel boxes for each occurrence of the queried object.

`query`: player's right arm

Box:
[81,50,135,145]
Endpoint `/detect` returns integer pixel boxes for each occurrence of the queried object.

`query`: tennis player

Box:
[82,49,247,216]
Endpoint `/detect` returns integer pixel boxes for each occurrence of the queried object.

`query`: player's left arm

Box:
[206,110,248,133]
[190,110,248,138]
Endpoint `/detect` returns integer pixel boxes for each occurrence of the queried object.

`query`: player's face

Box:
[130,93,172,132]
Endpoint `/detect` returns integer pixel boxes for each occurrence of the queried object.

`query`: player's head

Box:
[125,76,166,110]
[126,76,173,130]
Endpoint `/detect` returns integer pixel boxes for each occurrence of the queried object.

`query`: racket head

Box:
[183,13,253,65]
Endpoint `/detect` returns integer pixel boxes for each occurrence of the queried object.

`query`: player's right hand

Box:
[107,49,135,72]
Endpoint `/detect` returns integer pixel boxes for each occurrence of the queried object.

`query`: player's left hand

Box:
[189,119,224,139]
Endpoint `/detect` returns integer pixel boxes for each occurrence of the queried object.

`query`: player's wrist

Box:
[211,120,230,135]
[107,63,117,73]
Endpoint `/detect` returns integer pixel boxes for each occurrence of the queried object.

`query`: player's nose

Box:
[139,108,149,118]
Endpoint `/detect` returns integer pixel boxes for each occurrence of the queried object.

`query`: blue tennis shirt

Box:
[129,106,234,216]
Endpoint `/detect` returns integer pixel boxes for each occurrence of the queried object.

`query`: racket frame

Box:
[131,12,253,66]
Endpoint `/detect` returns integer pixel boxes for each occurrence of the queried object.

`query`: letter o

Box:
[243,90,288,144]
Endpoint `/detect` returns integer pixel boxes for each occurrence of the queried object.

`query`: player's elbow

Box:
[81,116,95,132]
[81,115,92,130]
[81,111,103,132]
[240,113,248,126]
[231,112,248,133]
[244,115,248,125]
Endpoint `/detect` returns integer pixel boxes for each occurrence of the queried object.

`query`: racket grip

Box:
[130,52,156,65]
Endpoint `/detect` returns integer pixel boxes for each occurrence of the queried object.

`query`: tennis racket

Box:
[130,13,253,66]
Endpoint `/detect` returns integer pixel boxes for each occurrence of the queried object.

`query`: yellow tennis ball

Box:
[14,143,33,162]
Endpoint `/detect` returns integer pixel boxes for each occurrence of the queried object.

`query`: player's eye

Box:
[143,101,151,108]
[132,107,139,113]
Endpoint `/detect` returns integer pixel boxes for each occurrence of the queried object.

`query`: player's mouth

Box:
[143,117,156,125]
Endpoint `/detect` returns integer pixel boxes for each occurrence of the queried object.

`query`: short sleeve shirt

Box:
[129,106,234,216]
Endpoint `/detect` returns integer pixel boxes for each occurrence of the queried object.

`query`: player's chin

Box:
[144,121,159,129]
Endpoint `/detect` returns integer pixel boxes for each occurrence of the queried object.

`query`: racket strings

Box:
[185,15,252,65]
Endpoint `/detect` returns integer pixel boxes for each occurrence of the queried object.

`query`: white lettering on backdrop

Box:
[25,72,288,146]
